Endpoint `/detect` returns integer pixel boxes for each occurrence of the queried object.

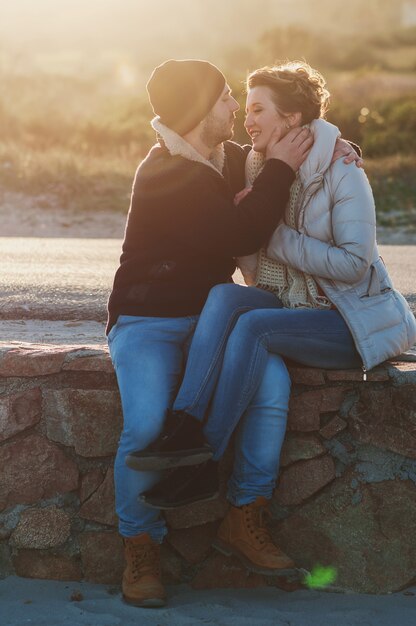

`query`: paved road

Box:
[0,237,415,323]
[0,238,119,321]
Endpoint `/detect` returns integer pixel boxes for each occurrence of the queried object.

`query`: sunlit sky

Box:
[1,1,276,53]
[0,0,415,76]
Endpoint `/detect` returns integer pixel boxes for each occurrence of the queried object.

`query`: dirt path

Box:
[1,191,416,243]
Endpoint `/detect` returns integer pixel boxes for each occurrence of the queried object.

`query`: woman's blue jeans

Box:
[108,311,290,540]
[173,284,361,496]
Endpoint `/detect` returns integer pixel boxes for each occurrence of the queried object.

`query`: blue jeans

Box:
[173,283,361,476]
[108,312,290,539]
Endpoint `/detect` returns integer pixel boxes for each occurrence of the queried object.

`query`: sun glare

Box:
[117,63,137,88]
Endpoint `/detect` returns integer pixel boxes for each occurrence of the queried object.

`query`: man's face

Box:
[200,84,239,148]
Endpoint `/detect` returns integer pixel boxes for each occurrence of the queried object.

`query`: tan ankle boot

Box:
[213,496,295,575]
[122,533,166,607]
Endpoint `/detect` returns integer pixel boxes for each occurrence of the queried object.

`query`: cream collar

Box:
[151,117,226,176]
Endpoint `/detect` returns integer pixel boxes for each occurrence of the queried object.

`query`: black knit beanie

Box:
[146,59,226,136]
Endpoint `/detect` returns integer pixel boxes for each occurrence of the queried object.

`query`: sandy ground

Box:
[0,193,127,239]
[2,577,416,626]
[0,320,108,346]
[1,191,416,244]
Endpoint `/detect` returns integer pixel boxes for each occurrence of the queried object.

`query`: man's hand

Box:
[266,127,313,172]
[234,187,253,206]
[332,138,363,167]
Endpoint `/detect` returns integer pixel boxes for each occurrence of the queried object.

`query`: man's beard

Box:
[200,112,233,148]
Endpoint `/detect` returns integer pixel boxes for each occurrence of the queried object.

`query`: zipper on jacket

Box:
[362,366,367,381]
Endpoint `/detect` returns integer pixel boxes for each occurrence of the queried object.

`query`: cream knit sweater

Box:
[238,119,338,309]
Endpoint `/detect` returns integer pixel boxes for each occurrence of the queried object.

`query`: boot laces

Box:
[243,503,275,548]
[128,543,160,581]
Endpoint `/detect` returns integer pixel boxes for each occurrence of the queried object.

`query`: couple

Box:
[107,58,416,607]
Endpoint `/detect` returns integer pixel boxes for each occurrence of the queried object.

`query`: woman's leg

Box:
[227,353,291,506]
[173,283,282,419]
[108,314,196,540]
[204,308,361,460]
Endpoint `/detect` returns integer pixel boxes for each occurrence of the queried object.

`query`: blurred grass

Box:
[0,143,135,213]
[365,156,416,228]
[0,25,415,222]
[1,142,413,223]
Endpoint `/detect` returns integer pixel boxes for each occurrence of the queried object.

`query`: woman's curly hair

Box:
[247,61,330,123]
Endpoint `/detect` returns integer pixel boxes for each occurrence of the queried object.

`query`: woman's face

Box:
[245,86,293,154]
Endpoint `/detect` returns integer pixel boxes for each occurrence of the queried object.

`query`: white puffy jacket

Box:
[265,118,416,371]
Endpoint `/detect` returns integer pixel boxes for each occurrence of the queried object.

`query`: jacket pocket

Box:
[360,257,393,299]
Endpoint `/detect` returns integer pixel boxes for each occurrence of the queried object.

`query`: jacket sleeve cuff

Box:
[253,158,296,190]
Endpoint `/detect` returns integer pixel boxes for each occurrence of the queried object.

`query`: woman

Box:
[130,61,416,574]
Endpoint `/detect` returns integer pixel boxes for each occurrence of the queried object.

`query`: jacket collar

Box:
[245,118,341,197]
[299,118,340,195]
[151,117,226,176]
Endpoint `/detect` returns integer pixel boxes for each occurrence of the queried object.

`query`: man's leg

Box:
[108,314,196,606]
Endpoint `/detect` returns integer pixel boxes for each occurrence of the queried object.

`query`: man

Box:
[107,58,324,608]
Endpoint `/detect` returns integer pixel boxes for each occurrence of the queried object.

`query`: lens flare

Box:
[304,565,337,589]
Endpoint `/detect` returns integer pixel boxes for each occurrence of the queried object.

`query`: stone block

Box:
[273,475,416,593]
[0,346,66,377]
[10,506,71,549]
[167,521,219,565]
[44,389,122,457]
[0,434,79,510]
[13,550,82,581]
[288,387,351,432]
[0,388,42,442]
[319,416,347,440]
[79,469,105,503]
[287,366,325,386]
[160,543,183,584]
[191,553,266,589]
[320,387,352,412]
[326,367,389,382]
[387,361,416,385]
[280,434,326,467]
[79,531,123,584]
[347,386,416,458]
[165,498,228,530]
[276,455,336,507]
[62,349,114,374]
[288,390,321,431]
[79,467,117,527]
[0,544,14,578]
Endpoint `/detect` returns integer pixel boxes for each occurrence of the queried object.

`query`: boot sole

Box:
[123,594,166,608]
[212,537,301,578]
[126,449,213,471]
[140,490,219,509]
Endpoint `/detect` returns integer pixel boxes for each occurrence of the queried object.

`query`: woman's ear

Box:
[286,112,302,129]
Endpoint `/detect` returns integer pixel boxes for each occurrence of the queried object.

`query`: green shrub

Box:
[361,99,416,156]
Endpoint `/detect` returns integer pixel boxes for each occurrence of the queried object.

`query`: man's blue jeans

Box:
[173,283,361,475]
[108,312,290,540]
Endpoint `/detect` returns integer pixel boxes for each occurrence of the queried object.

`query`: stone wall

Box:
[0,343,415,593]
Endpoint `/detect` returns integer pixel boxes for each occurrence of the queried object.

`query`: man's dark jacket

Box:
[107,139,295,333]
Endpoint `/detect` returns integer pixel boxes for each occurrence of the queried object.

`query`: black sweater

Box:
[107,140,295,332]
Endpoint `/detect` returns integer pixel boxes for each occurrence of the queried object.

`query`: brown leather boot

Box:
[213,496,296,576]
[122,533,166,607]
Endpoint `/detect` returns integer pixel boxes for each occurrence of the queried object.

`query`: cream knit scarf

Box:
[245,149,331,309]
